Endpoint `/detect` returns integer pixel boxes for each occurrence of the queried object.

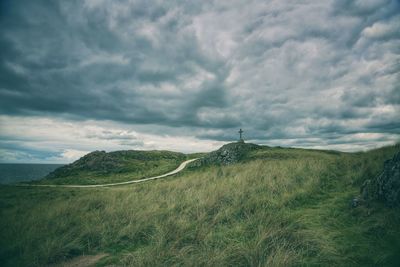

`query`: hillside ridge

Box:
[39,150,187,185]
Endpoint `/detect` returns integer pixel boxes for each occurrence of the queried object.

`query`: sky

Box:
[0,0,399,163]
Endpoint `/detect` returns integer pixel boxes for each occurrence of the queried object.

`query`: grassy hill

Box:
[36,150,187,185]
[1,144,399,266]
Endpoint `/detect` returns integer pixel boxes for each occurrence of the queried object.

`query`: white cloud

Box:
[0,115,224,163]
[362,15,400,40]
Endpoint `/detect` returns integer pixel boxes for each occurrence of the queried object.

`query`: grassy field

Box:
[0,144,399,266]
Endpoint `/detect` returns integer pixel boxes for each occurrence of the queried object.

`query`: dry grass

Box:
[0,145,399,266]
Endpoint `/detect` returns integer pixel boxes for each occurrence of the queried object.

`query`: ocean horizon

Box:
[0,163,64,184]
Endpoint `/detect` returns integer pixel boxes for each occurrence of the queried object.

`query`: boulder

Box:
[197,142,262,166]
[361,151,400,207]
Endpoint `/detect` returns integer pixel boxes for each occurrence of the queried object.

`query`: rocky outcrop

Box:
[196,142,262,166]
[361,151,400,207]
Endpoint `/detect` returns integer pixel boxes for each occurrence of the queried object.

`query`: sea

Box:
[0,164,64,184]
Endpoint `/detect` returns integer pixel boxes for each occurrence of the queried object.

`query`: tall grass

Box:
[0,145,399,266]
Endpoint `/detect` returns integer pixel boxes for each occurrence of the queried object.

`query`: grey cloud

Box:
[84,129,145,146]
[0,0,399,161]
[0,0,231,128]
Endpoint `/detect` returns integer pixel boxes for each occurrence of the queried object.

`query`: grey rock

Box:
[196,142,262,166]
[351,197,359,208]
[361,151,400,207]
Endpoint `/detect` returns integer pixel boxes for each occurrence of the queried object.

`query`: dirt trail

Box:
[20,158,199,188]
[49,254,108,267]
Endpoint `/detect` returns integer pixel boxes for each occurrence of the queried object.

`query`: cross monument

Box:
[238,128,244,142]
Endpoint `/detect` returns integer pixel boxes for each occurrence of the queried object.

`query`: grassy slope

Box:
[0,145,399,266]
[36,150,187,185]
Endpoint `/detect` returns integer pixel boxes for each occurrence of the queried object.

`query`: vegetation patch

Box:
[0,144,399,266]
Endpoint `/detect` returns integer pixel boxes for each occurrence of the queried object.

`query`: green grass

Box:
[35,150,187,185]
[0,145,399,266]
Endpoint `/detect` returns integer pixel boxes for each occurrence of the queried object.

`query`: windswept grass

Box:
[0,145,399,266]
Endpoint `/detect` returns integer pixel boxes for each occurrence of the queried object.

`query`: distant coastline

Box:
[0,163,64,184]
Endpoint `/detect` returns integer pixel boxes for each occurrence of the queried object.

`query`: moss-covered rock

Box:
[197,142,262,166]
[361,151,400,207]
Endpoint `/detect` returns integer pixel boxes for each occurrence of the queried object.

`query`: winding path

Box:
[19,158,199,188]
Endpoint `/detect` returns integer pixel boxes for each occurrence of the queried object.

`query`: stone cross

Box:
[238,128,244,140]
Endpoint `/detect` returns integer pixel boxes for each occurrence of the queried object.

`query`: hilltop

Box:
[198,141,262,165]
[40,150,187,185]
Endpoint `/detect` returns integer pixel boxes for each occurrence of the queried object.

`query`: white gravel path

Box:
[18,158,199,188]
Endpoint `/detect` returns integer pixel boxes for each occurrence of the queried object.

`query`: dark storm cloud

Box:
[0,0,231,128]
[0,0,399,161]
